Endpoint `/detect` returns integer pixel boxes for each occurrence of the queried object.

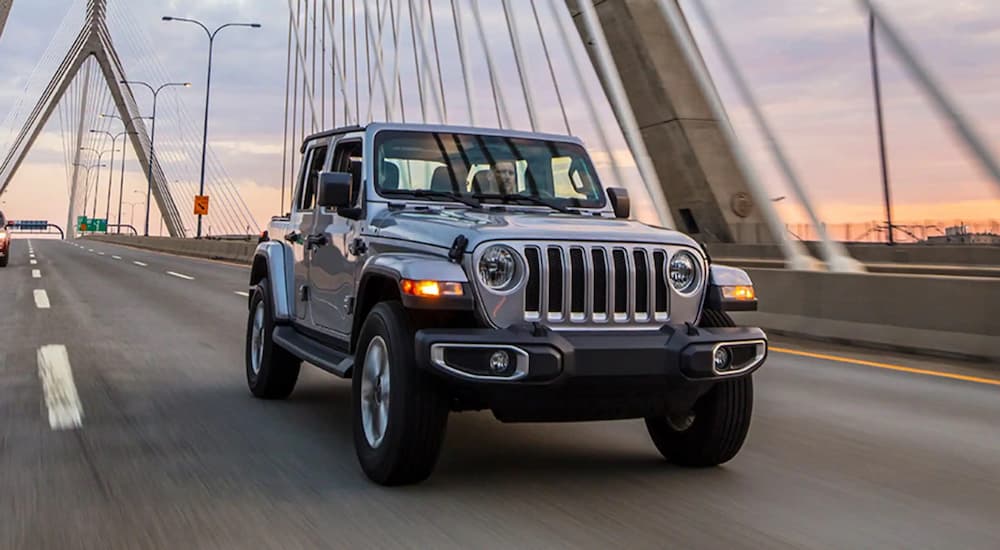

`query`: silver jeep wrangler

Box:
[247,123,766,485]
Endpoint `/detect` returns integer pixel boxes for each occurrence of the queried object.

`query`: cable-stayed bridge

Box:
[0,0,259,237]
[0,1,998,548]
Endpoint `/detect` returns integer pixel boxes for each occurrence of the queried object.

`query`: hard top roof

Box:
[300,122,585,153]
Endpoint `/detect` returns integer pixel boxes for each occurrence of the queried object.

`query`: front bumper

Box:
[414,323,767,422]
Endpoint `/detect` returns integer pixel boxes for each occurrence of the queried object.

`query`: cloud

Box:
[1,0,998,233]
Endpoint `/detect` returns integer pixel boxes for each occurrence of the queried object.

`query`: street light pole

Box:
[102,113,148,234]
[121,80,191,237]
[869,12,895,245]
[163,16,261,238]
[80,147,117,221]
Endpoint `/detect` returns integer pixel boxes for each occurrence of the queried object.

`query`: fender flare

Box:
[250,241,296,322]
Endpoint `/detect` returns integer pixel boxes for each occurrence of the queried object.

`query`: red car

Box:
[0,211,9,267]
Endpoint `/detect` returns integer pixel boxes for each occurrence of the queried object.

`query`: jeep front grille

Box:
[523,244,670,325]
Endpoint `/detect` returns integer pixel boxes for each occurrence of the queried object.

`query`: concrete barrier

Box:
[81,236,998,361]
[708,242,1000,267]
[84,235,257,265]
[732,268,1000,363]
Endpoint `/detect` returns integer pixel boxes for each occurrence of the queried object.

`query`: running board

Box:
[273,326,354,378]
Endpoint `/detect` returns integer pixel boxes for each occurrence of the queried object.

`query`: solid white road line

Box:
[30,259,37,265]
[112,255,122,260]
[235,291,250,297]
[166,271,194,280]
[34,289,51,309]
[32,269,41,279]
[133,261,148,267]
[37,345,84,430]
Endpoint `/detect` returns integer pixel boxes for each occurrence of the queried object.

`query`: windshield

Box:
[374,130,606,209]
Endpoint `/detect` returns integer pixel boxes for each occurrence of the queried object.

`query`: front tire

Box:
[246,279,301,399]
[353,302,449,486]
[645,309,754,467]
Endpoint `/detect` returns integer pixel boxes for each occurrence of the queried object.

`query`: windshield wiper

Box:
[478,194,577,214]
[383,189,481,208]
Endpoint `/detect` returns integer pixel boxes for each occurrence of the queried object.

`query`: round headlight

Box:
[478,246,519,291]
[668,251,700,294]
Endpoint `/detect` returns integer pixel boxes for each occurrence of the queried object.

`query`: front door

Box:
[308,138,364,338]
[291,141,329,322]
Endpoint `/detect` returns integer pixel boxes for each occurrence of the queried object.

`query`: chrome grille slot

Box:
[591,249,608,320]
[569,248,586,320]
[484,241,694,329]
[612,249,628,317]
[547,247,564,320]
[653,250,669,321]
[633,249,650,321]
[524,247,542,319]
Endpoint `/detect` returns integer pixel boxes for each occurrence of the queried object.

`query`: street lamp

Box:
[120,80,191,236]
[79,147,118,219]
[122,200,145,229]
[73,161,106,234]
[163,15,261,238]
[90,128,138,232]
[102,113,151,233]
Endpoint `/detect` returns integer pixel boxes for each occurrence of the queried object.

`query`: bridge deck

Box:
[0,238,998,548]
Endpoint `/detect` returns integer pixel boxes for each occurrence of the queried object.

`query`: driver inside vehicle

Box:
[474,160,518,196]
[491,160,518,195]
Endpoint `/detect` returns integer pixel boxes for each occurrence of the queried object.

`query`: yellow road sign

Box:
[194,195,210,216]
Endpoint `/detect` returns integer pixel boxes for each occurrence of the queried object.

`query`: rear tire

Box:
[353,301,449,486]
[0,254,7,267]
[245,279,301,399]
[645,309,754,467]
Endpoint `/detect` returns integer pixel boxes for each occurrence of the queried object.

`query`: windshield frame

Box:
[370,128,609,211]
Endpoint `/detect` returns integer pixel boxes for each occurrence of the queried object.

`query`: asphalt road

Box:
[2,237,999,549]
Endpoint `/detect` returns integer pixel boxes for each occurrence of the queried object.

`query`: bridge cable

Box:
[468,0,510,129]
[529,0,571,134]
[500,0,539,131]
[449,0,476,126]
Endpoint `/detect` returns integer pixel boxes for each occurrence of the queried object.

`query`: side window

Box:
[331,140,364,206]
[298,145,328,212]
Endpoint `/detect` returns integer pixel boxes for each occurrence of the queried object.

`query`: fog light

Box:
[713,347,732,372]
[489,350,510,374]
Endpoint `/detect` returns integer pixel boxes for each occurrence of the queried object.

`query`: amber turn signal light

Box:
[721,285,756,301]
[400,279,464,298]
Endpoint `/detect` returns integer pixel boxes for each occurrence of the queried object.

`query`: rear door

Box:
[307,136,364,338]
[289,140,329,323]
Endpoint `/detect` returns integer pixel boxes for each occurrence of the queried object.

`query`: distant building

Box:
[925,225,1000,245]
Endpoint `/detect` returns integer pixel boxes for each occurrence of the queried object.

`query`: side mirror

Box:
[607,187,630,219]
[318,171,353,209]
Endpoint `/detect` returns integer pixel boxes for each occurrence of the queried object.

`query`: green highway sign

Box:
[77,217,107,232]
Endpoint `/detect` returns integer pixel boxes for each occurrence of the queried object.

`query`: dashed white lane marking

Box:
[29,254,35,259]
[133,261,148,267]
[88,249,94,252]
[33,289,50,309]
[112,255,122,260]
[37,345,84,430]
[166,271,194,280]
[30,259,37,265]
[97,252,105,256]
[32,269,41,279]
[235,291,250,297]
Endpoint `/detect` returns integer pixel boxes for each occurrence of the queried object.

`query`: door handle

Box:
[348,238,368,256]
[305,233,328,250]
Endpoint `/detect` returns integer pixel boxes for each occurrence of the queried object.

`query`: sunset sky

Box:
[1,0,998,236]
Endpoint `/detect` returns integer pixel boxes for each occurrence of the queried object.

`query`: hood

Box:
[366,207,701,251]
